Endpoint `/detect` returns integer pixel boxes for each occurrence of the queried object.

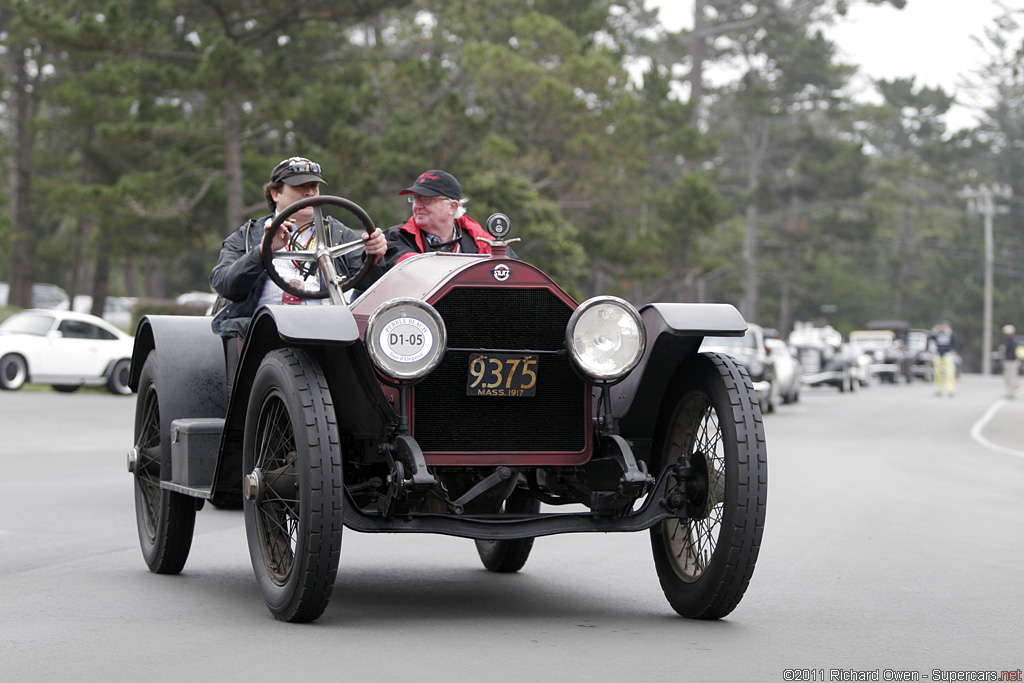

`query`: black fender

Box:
[613,303,747,452]
[212,305,396,502]
[128,315,228,480]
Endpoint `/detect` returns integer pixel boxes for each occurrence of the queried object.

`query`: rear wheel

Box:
[243,348,343,623]
[650,352,767,619]
[132,352,196,574]
[475,489,541,573]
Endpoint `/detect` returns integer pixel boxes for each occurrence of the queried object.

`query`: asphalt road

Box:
[2,375,1022,682]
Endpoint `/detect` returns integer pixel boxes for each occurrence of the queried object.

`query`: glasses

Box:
[273,157,321,177]
[407,195,451,206]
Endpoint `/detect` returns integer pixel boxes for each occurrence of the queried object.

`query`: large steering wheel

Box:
[261,195,380,305]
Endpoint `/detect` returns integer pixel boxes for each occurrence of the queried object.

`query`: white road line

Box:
[970,398,1024,460]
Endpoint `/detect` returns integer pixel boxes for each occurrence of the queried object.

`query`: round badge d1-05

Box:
[366,298,448,383]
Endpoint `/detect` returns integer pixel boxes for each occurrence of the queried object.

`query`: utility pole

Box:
[962,184,1011,375]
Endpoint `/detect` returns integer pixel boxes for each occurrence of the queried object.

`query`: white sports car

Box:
[0,309,135,394]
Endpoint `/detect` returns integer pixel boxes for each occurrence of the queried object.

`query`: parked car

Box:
[0,282,70,310]
[788,322,855,392]
[765,337,802,404]
[849,329,907,383]
[58,295,138,329]
[702,322,778,413]
[126,197,768,623]
[0,309,134,394]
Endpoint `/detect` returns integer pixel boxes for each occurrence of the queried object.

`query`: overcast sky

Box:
[644,0,1015,130]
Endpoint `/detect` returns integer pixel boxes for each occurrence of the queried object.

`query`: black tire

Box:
[650,352,767,619]
[243,348,343,623]
[0,353,28,390]
[474,490,541,573]
[133,352,197,574]
[107,358,133,395]
[52,384,81,393]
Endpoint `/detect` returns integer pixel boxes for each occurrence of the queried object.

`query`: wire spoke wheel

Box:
[650,352,767,619]
[252,394,301,583]
[132,352,196,574]
[243,348,343,623]
[662,392,727,583]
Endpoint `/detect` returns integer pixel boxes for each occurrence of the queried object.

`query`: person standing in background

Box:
[929,321,957,397]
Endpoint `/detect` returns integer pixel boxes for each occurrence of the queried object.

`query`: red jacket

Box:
[385,215,502,266]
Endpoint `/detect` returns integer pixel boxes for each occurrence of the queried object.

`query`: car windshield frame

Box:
[703,332,758,351]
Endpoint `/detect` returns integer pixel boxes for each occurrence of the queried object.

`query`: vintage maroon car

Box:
[127,196,767,622]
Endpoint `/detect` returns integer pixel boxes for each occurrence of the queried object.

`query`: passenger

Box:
[210,156,387,339]
[384,169,518,267]
[1000,324,1020,399]
[929,321,957,397]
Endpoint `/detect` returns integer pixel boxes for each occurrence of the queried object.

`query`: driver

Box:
[384,169,517,267]
[210,156,387,338]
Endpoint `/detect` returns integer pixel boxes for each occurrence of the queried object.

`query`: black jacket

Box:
[210,214,384,336]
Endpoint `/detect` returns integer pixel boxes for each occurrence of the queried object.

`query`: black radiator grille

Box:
[412,288,587,452]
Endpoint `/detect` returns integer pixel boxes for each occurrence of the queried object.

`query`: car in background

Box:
[906,328,934,381]
[0,282,70,310]
[0,309,135,394]
[849,329,907,383]
[844,340,873,388]
[788,322,856,392]
[57,295,138,330]
[175,291,219,313]
[765,337,802,404]
[702,322,778,413]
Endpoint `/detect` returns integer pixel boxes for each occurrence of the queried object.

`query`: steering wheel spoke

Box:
[325,239,368,260]
[271,248,318,263]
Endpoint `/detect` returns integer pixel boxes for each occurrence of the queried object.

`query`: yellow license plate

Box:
[466,353,538,397]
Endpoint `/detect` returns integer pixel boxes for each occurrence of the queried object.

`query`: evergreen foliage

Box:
[1,0,1022,370]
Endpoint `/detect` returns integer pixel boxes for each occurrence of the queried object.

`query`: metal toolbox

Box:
[170,418,224,488]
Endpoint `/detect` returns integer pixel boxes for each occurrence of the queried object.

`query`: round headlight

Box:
[366,298,447,383]
[566,296,646,383]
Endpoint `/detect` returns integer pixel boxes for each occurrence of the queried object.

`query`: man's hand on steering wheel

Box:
[260,217,304,255]
[363,226,387,259]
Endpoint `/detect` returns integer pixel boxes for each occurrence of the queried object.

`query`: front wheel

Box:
[243,348,343,623]
[1,353,28,390]
[107,358,133,395]
[650,352,767,619]
[474,489,541,573]
[133,352,197,574]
